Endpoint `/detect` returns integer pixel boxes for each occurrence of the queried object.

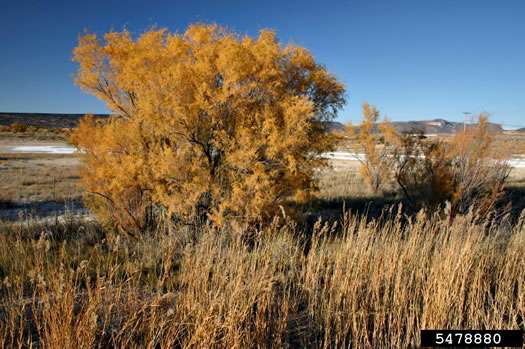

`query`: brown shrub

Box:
[373,113,511,216]
[9,122,27,133]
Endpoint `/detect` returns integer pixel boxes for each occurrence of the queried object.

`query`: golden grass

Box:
[1,209,524,347]
[0,153,81,205]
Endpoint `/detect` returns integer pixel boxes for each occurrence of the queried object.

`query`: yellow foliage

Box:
[346,102,396,192]
[345,106,510,216]
[71,24,346,233]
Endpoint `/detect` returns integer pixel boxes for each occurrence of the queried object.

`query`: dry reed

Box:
[1,208,524,348]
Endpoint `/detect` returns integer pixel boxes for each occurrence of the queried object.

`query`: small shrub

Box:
[346,102,396,193]
[391,129,454,211]
[373,113,511,215]
[9,122,27,133]
[448,114,511,216]
[27,126,40,133]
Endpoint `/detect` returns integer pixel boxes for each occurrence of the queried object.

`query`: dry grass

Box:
[1,134,525,347]
[0,130,68,142]
[316,160,401,200]
[1,209,524,347]
[0,153,82,218]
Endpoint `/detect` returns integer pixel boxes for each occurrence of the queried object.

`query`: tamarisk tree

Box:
[346,102,396,193]
[71,24,345,234]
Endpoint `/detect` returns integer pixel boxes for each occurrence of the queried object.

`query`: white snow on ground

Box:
[323,152,525,168]
[507,159,525,169]
[12,146,76,154]
[323,152,365,161]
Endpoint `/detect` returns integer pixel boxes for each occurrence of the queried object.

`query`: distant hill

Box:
[0,113,110,129]
[516,127,525,133]
[0,113,504,135]
[343,118,503,135]
[0,114,352,133]
[393,119,502,134]
[325,121,346,133]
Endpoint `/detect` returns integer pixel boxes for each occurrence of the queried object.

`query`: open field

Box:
[0,135,84,220]
[0,152,86,221]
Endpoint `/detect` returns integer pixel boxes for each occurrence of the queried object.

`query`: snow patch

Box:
[12,146,76,154]
[323,152,365,161]
[323,152,525,168]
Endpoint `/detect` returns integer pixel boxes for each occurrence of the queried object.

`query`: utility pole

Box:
[463,111,471,132]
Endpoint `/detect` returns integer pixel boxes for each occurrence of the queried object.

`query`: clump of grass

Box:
[168,223,305,347]
[304,208,525,347]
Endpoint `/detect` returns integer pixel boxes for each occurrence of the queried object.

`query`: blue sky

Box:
[1,0,524,127]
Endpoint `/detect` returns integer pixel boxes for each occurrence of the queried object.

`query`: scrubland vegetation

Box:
[0,123,69,141]
[1,23,525,347]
